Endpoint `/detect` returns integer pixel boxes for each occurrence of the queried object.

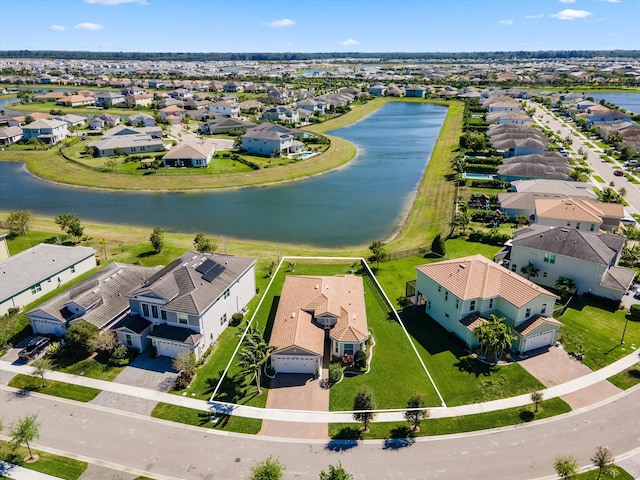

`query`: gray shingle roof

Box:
[147,324,202,345]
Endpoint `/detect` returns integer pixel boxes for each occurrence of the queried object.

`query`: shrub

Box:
[64,320,100,358]
[354,349,367,369]
[231,312,244,326]
[629,304,640,319]
[328,363,342,385]
[109,344,130,366]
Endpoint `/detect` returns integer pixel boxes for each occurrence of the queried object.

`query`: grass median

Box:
[8,374,101,402]
[0,440,88,480]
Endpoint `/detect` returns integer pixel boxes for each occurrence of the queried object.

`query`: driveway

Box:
[90,349,178,416]
[518,345,621,409]
[259,373,329,439]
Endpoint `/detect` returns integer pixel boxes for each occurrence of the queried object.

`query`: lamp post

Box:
[621,314,630,345]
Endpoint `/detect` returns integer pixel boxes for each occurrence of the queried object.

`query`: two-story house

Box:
[21,119,69,145]
[208,101,240,118]
[241,123,303,156]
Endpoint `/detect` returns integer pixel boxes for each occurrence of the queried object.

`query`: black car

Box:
[18,336,50,361]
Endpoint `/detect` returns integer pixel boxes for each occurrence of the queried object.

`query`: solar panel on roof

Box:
[202,263,226,283]
[195,258,216,274]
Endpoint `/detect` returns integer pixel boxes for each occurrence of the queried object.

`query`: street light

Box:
[621,313,630,345]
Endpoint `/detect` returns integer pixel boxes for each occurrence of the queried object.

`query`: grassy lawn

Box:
[593,175,605,183]
[0,440,87,480]
[556,296,640,370]
[7,373,101,402]
[50,350,128,381]
[329,397,570,439]
[151,402,261,435]
[608,365,640,390]
[573,466,634,480]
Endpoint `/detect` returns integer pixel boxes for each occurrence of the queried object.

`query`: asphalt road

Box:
[2,386,640,480]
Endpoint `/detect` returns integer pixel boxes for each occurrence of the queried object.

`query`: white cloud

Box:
[499,19,514,25]
[338,38,360,46]
[74,22,105,30]
[551,8,593,19]
[266,18,294,28]
[559,0,576,3]
[526,14,544,19]
[83,0,147,5]
[49,24,66,31]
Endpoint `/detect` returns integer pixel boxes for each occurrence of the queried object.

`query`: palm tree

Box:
[237,325,275,395]
[555,277,576,299]
[490,317,515,362]
[620,243,640,268]
[520,262,540,280]
[473,321,493,359]
[451,156,467,175]
[598,187,622,204]
[450,211,471,236]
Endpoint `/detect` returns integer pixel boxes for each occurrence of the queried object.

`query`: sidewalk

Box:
[1,349,638,424]
[0,461,59,480]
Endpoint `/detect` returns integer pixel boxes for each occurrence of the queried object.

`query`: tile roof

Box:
[113,313,152,334]
[270,275,368,356]
[416,254,558,308]
[514,315,563,336]
[147,324,202,345]
[535,198,624,223]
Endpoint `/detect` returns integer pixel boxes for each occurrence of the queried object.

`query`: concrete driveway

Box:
[518,345,621,409]
[259,373,329,439]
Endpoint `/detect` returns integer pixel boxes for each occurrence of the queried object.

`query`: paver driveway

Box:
[518,345,621,409]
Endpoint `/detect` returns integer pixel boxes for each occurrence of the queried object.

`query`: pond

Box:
[0,102,447,248]
[585,92,640,114]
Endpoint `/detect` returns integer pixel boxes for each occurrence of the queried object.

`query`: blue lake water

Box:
[0,102,447,247]
[585,92,640,114]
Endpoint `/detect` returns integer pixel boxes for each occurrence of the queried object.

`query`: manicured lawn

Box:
[556,296,640,370]
[51,350,127,381]
[8,373,101,402]
[608,365,640,390]
[329,397,570,439]
[0,440,88,480]
[151,402,261,435]
[573,466,634,480]
[593,175,605,183]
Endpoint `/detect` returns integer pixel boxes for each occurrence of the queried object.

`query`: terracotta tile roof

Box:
[514,315,563,336]
[460,313,488,332]
[416,254,558,308]
[535,198,624,223]
[270,275,368,356]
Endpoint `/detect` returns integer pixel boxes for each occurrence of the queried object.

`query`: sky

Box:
[0,0,639,54]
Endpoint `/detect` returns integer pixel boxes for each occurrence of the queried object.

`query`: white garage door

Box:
[155,340,191,358]
[524,331,555,352]
[32,320,64,337]
[273,355,317,374]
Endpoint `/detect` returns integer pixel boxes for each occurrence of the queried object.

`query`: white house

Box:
[241,123,303,156]
[21,119,69,145]
[208,101,240,118]
[414,255,562,354]
[270,275,368,375]
[0,244,96,316]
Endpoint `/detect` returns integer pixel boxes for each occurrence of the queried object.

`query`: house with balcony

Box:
[208,101,240,118]
[241,123,303,156]
[21,119,69,145]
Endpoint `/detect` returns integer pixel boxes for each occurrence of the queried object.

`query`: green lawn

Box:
[573,466,634,480]
[0,440,88,480]
[329,397,570,439]
[50,350,127,381]
[593,175,605,183]
[151,402,261,435]
[608,365,640,390]
[8,373,101,402]
[556,296,640,370]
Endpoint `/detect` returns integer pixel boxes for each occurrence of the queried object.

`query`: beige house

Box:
[534,198,624,232]
[269,275,368,375]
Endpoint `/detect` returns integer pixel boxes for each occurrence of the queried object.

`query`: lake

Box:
[0,102,447,248]
[585,92,640,114]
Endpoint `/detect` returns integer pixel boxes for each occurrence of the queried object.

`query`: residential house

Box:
[169,88,193,100]
[89,114,120,131]
[368,83,387,96]
[159,105,185,124]
[497,152,571,181]
[405,86,427,98]
[125,251,256,359]
[510,179,598,198]
[296,98,326,115]
[261,106,299,124]
[162,141,215,168]
[88,135,165,157]
[199,117,256,135]
[103,125,162,139]
[127,93,155,108]
[127,113,156,127]
[208,101,240,118]
[241,123,303,156]
[492,137,547,158]
[56,94,95,107]
[95,91,126,107]
[0,244,96,316]
[414,255,561,354]
[0,231,9,261]
[269,275,368,375]
[183,98,210,111]
[21,119,69,145]
[586,108,632,127]
[223,82,244,93]
[534,198,624,232]
[498,225,635,301]
[0,125,23,145]
[157,97,184,109]
[55,113,86,128]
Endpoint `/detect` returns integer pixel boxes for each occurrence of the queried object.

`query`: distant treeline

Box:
[1,50,640,62]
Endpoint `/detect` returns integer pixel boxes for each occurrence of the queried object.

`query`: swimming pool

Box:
[463,173,497,180]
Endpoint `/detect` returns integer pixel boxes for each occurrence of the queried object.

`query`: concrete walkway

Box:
[0,461,60,480]
[1,349,638,424]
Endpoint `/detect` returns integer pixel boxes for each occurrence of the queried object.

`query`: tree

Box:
[99,237,108,260]
[598,187,623,204]
[10,414,40,461]
[474,314,513,363]
[173,350,196,377]
[266,261,277,277]
[450,211,470,236]
[352,385,376,432]
[591,446,617,480]
[451,156,467,174]
[150,226,165,253]
[6,210,32,236]
[65,320,100,358]
[319,462,354,480]
[193,232,216,252]
[31,357,52,388]
[514,214,530,226]
[368,241,386,270]
[459,131,488,151]
[249,456,285,480]
[54,213,84,242]
[404,392,429,432]
[555,277,577,299]
[431,232,446,257]
[530,391,544,412]
[554,455,578,480]
[520,262,540,280]
[95,330,118,352]
[237,324,275,395]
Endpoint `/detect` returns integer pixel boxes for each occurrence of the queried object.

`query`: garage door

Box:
[273,355,317,374]
[31,319,64,337]
[155,340,191,358]
[524,331,555,352]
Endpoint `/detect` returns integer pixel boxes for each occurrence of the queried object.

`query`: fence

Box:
[384,246,429,261]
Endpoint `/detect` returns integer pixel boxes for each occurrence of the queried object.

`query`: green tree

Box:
[266,261,277,277]
[459,131,488,151]
[520,262,540,280]
[65,320,100,358]
[554,455,579,480]
[319,462,354,480]
[555,277,577,299]
[431,232,446,257]
[368,240,386,270]
[249,456,285,480]
[54,213,84,242]
[591,446,617,480]
[514,214,530,226]
[353,385,376,432]
[237,324,275,395]
[150,226,165,253]
[193,232,216,252]
[404,392,429,432]
[172,350,196,377]
[6,210,32,236]
[530,391,544,412]
[450,211,470,236]
[10,414,40,461]
[597,187,623,204]
[31,357,52,388]
[451,156,467,174]
[474,314,513,362]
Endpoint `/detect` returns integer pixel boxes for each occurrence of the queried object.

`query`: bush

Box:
[354,349,367,369]
[109,344,130,366]
[231,312,244,326]
[328,363,342,385]
[64,320,100,358]
[629,304,640,319]
[173,371,194,390]
[468,230,512,246]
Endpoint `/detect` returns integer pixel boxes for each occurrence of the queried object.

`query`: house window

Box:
[541,303,547,315]
[489,298,494,309]
[142,303,150,317]
[178,312,188,325]
[427,301,431,310]
[543,272,548,278]
[576,222,581,230]
[445,291,449,301]
[526,307,531,317]
[224,288,230,299]
[511,264,517,272]
[31,283,42,295]
[544,253,556,264]
[70,265,76,273]
[151,305,159,319]
[220,313,227,326]
[335,343,339,354]
[125,334,132,346]
[161,309,167,320]
[470,300,476,311]
[590,224,595,231]
[455,299,459,309]
[438,286,441,292]
[566,222,571,227]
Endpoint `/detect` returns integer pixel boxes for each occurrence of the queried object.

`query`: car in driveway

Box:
[18,336,50,361]
[614,170,624,177]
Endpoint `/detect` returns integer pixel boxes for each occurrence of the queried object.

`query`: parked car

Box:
[614,170,624,176]
[18,336,50,361]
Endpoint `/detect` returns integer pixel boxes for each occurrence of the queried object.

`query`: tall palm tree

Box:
[598,187,622,204]
[237,325,275,395]
[473,321,494,359]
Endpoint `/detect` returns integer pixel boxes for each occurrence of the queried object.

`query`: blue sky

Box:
[0,0,638,53]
